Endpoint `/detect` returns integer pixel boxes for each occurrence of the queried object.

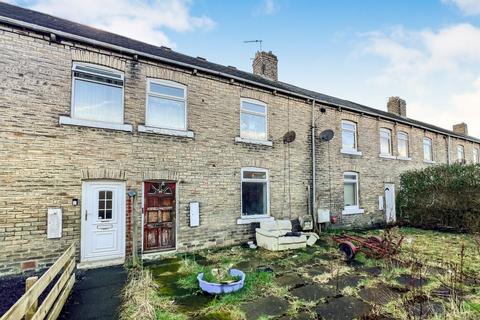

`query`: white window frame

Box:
[423,137,434,163]
[379,128,393,157]
[239,167,270,219]
[474,148,479,164]
[341,120,362,156]
[342,171,364,215]
[239,98,268,142]
[397,132,410,160]
[145,78,187,131]
[70,62,125,124]
[457,145,465,162]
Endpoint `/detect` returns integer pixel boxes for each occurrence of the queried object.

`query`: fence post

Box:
[24,276,38,320]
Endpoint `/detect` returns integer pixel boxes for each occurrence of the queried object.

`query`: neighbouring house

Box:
[1,2,479,275]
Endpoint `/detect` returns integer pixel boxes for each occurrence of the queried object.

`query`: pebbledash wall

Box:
[1,16,479,275]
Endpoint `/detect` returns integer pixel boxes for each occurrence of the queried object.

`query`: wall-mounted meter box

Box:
[317,208,331,223]
[189,202,200,227]
[47,208,62,239]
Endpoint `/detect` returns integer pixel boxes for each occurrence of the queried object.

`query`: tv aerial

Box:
[244,40,263,51]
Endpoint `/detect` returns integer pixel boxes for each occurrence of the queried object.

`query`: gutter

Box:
[1,15,479,145]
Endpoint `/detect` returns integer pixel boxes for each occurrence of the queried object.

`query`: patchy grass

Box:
[121,227,480,320]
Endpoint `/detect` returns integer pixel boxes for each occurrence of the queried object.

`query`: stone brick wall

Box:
[0,23,479,275]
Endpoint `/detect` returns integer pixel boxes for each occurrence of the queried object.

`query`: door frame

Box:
[141,180,179,255]
[384,183,396,224]
[80,180,126,264]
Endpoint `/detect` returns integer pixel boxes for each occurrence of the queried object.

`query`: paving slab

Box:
[275,273,306,288]
[315,296,372,320]
[327,274,365,291]
[241,296,289,320]
[290,284,336,301]
[396,274,428,288]
[359,284,401,305]
[276,311,316,320]
[59,266,127,320]
[305,264,328,277]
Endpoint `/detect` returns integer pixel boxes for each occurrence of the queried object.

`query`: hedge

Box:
[397,163,480,233]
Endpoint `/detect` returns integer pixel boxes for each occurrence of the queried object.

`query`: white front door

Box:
[384,183,396,223]
[81,181,126,263]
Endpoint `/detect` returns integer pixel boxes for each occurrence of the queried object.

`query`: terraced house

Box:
[1,2,479,275]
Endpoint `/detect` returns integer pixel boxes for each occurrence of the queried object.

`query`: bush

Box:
[397,163,480,232]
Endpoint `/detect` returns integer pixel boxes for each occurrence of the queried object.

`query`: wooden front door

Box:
[143,181,176,252]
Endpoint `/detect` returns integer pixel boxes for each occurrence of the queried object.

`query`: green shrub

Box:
[397,163,480,232]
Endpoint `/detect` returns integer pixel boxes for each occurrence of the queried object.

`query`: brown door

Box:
[143,181,176,252]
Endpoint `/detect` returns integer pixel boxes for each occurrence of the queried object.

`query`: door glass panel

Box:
[98,190,113,220]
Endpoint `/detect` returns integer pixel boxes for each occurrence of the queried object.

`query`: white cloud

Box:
[255,0,279,15]
[11,0,215,48]
[359,23,480,137]
[442,0,480,15]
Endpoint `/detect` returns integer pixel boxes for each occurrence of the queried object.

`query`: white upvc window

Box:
[146,79,187,131]
[241,168,269,217]
[240,98,267,141]
[343,172,363,214]
[474,148,479,164]
[379,128,392,156]
[457,145,465,162]
[397,132,409,158]
[71,63,124,124]
[341,120,359,152]
[423,137,433,162]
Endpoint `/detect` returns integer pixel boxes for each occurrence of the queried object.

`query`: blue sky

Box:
[9,0,480,137]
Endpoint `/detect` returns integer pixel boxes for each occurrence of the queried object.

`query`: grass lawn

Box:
[120,227,480,320]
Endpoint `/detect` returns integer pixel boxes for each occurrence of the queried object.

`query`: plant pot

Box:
[197,269,245,294]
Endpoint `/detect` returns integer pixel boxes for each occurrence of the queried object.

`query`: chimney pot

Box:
[387,96,407,117]
[252,51,278,81]
[453,122,468,135]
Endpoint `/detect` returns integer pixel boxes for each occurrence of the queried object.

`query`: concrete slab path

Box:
[59,266,127,320]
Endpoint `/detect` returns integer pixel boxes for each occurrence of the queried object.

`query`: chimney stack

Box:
[453,122,468,135]
[387,97,407,117]
[252,51,278,81]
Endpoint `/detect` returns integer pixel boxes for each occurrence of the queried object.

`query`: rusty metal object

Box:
[332,233,404,261]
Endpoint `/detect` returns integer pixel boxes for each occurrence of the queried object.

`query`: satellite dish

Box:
[283,131,296,144]
[320,129,335,142]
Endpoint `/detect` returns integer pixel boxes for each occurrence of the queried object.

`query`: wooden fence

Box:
[1,242,76,320]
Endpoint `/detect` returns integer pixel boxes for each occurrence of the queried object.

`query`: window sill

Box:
[341,149,363,156]
[379,154,396,160]
[138,125,194,138]
[396,156,412,161]
[236,215,274,225]
[423,160,436,164]
[59,116,133,132]
[235,137,273,147]
[342,208,365,215]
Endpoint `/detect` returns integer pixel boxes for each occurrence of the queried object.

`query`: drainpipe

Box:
[311,100,317,229]
[447,136,452,164]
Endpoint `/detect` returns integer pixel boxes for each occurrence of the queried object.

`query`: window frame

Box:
[145,78,188,131]
[343,171,363,215]
[397,131,410,158]
[379,128,393,156]
[341,120,358,152]
[423,137,433,162]
[474,148,479,164]
[240,98,268,141]
[457,145,465,162]
[240,167,270,218]
[71,62,125,124]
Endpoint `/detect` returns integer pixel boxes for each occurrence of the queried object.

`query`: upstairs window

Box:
[72,63,124,123]
[146,79,187,130]
[397,132,409,158]
[474,148,479,164]
[240,99,267,141]
[457,145,465,162]
[241,168,269,216]
[343,172,359,210]
[342,121,358,151]
[379,128,392,155]
[423,137,433,162]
